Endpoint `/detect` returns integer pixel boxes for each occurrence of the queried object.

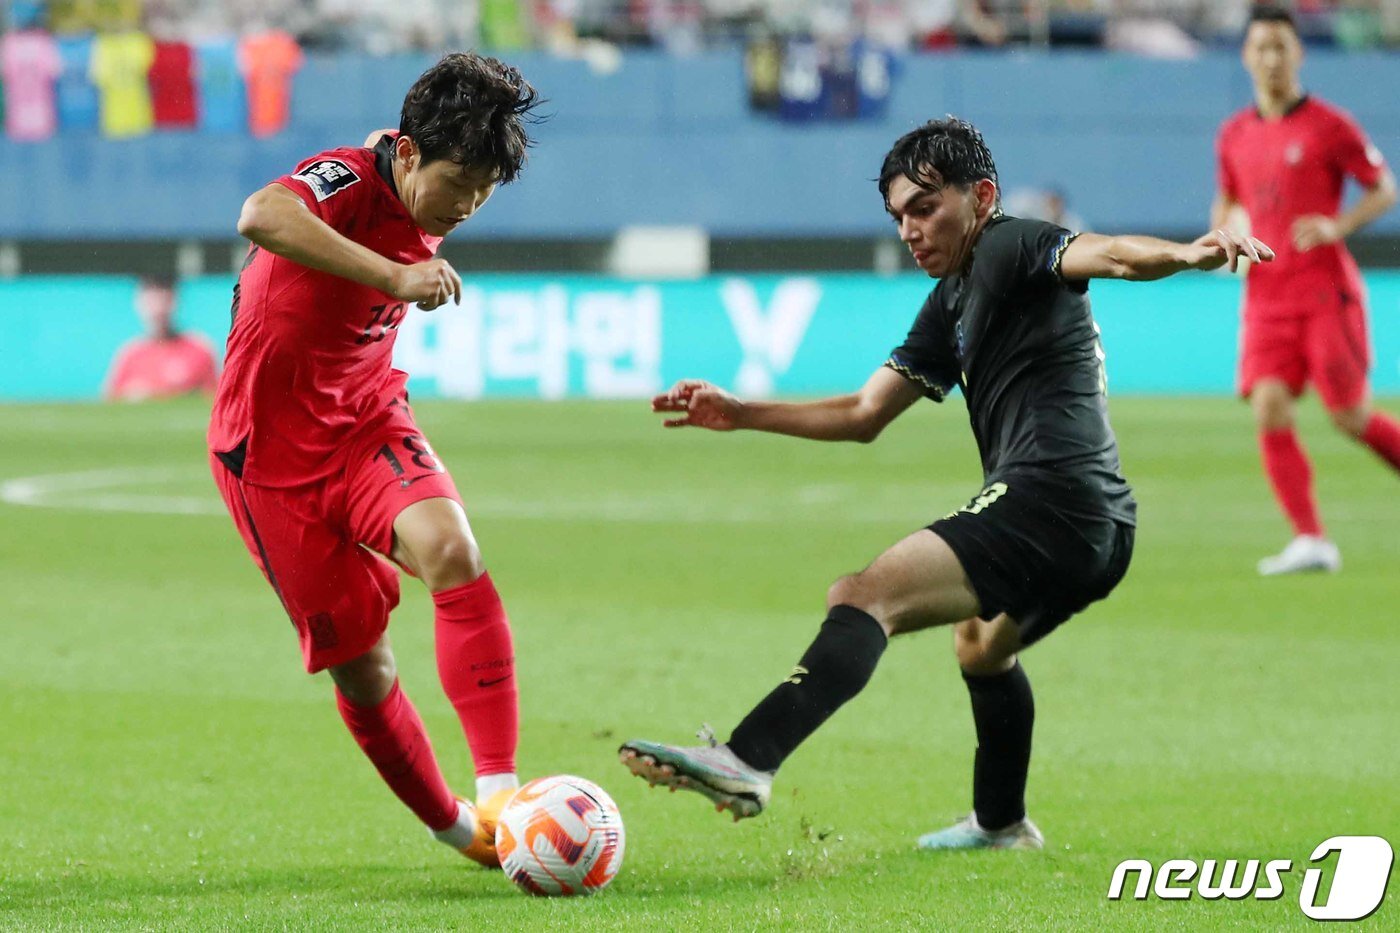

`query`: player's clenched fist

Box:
[651,379,743,431]
[390,258,463,310]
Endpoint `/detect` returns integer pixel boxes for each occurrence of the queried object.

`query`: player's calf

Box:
[435,572,520,788]
[335,678,461,833]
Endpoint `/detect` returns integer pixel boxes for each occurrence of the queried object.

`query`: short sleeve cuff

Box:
[1048,231,1081,280]
[272,176,321,213]
[884,355,949,402]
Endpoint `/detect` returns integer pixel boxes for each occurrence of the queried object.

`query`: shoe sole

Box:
[618,744,764,822]
[917,837,1044,851]
[1258,562,1340,576]
[916,833,1045,851]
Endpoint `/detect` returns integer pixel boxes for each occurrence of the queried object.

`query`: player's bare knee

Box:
[1253,399,1293,431]
[826,573,872,612]
[329,644,398,706]
[419,531,485,591]
[1328,405,1368,438]
[953,622,1015,674]
[1251,384,1294,431]
[956,639,1014,675]
[953,624,983,669]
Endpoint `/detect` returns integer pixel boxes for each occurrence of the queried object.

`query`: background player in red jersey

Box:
[105,276,218,402]
[1213,5,1400,576]
[207,53,542,864]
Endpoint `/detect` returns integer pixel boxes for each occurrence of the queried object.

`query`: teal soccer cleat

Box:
[917,814,1045,851]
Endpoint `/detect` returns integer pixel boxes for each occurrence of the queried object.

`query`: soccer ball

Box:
[495,774,625,896]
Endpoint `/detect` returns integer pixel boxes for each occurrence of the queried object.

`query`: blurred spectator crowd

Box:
[3,1,1399,59]
[539,2,1400,55]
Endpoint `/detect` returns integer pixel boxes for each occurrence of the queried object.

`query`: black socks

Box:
[964,661,1035,832]
[727,605,888,773]
[721,604,1035,833]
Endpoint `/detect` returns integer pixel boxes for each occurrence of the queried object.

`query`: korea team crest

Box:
[293,160,361,202]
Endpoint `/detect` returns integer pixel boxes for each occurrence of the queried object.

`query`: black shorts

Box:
[929,476,1135,646]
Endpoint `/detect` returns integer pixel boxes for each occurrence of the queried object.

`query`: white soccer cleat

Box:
[916,813,1044,851]
[1257,535,1341,576]
[618,725,773,821]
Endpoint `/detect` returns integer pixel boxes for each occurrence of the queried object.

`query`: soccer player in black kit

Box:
[619,118,1273,850]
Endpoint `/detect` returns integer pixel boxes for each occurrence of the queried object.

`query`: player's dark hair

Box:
[1247,4,1297,32]
[138,274,175,291]
[878,117,1001,211]
[399,52,542,184]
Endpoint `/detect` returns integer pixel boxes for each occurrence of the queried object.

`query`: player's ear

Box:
[974,179,998,220]
[395,134,419,171]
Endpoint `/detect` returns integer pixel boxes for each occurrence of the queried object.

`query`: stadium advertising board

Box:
[4,273,1399,401]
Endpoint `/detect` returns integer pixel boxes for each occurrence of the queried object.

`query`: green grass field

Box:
[1,396,1396,930]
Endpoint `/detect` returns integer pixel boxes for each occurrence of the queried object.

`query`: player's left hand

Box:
[1292,215,1343,252]
[388,258,462,311]
[1186,229,1275,273]
[651,379,743,431]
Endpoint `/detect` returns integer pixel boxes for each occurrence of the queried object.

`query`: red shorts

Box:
[210,398,462,673]
[1239,290,1372,410]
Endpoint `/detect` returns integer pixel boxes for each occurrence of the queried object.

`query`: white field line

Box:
[5,466,1386,529]
[0,466,939,524]
[0,467,225,515]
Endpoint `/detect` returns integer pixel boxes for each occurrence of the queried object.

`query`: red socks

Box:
[333,573,518,831]
[1360,412,1400,472]
[434,573,519,779]
[335,681,458,831]
[1259,428,1324,537]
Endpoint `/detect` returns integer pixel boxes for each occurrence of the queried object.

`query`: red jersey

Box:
[1216,96,1386,316]
[106,333,218,401]
[149,40,197,128]
[208,136,441,486]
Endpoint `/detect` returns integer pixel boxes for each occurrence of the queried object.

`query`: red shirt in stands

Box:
[106,333,217,400]
[208,137,441,486]
[1216,95,1386,317]
[149,40,197,128]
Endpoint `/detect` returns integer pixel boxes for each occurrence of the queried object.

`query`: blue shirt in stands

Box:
[56,34,99,130]
[196,38,244,133]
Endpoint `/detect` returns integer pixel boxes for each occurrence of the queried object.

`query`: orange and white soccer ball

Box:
[495,775,625,896]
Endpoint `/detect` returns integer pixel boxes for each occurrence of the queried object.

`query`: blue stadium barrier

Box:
[3,272,1398,401]
[2,50,1398,239]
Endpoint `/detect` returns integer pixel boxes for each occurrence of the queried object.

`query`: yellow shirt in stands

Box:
[91,31,154,138]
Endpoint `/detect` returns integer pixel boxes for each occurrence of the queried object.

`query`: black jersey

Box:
[885,215,1136,525]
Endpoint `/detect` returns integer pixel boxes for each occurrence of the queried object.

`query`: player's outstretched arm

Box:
[236,184,462,310]
[651,367,922,443]
[1058,229,1275,281]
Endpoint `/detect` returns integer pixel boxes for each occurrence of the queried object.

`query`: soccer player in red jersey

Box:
[1214,5,1400,575]
[207,53,541,864]
[105,276,218,401]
